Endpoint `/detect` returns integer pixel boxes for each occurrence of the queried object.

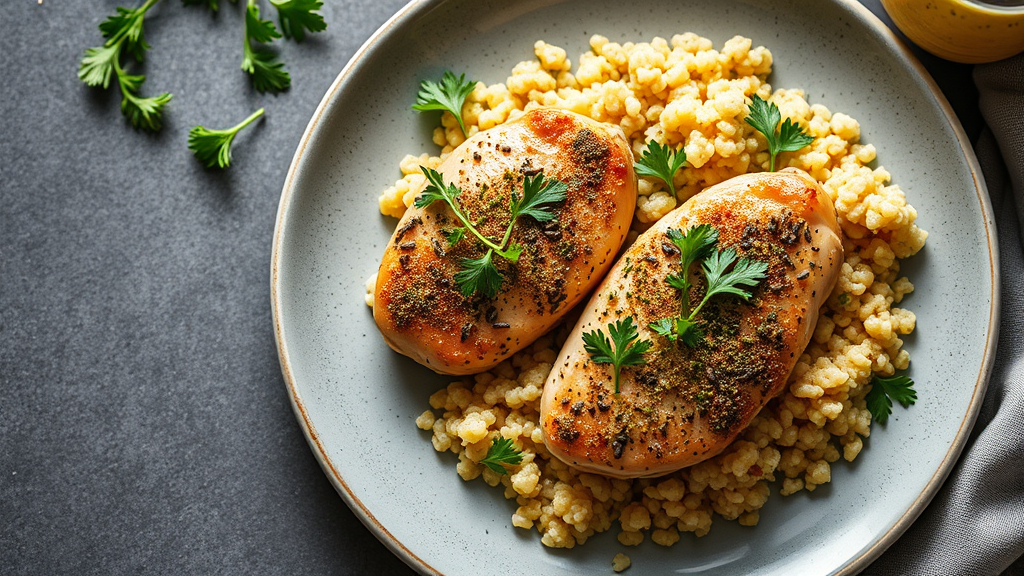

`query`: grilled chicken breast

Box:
[540,168,843,478]
[374,109,636,375]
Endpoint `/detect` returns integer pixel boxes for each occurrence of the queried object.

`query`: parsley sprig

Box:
[412,71,477,137]
[480,437,524,475]
[78,0,173,132]
[582,317,653,395]
[188,108,265,168]
[744,95,814,172]
[634,142,687,196]
[866,373,917,425]
[415,167,567,299]
[649,225,767,347]
[242,0,290,93]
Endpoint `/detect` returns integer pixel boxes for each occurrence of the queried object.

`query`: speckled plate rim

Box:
[269,1,1000,574]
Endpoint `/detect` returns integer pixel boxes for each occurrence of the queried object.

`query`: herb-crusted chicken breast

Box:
[540,168,844,478]
[374,109,636,375]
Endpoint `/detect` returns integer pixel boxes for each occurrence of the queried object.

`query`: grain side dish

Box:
[368,33,927,548]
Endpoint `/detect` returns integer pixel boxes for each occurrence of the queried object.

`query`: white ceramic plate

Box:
[271,0,999,574]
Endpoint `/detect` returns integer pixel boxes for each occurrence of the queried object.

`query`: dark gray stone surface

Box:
[0,1,981,575]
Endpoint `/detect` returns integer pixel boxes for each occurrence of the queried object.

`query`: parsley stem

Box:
[234,107,265,132]
[112,56,138,104]
[688,294,711,324]
[243,0,255,54]
[679,277,691,320]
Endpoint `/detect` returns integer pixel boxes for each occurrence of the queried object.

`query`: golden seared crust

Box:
[541,169,844,478]
[374,109,636,375]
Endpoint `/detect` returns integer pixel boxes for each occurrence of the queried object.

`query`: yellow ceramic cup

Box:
[881,0,1024,63]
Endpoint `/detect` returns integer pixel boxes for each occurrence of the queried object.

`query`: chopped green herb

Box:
[480,437,523,474]
[744,94,814,171]
[866,373,917,425]
[412,71,477,137]
[634,141,687,196]
[582,316,652,395]
[188,108,265,169]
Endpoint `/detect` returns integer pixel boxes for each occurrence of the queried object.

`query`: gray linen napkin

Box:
[865,52,1024,575]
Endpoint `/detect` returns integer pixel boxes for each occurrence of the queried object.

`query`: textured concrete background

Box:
[0,1,979,574]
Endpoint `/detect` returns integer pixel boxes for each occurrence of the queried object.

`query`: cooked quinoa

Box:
[375,33,928,549]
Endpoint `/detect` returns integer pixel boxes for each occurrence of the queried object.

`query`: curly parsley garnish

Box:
[77,0,172,132]
[480,437,523,474]
[650,225,767,347]
[582,316,653,395]
[634,141,687,196]
[188,108,265,168]
[866,373,917,425]
[412,71,477,137]
[241,0,290,93]
[415,167,566,298]
[744,95,814,172]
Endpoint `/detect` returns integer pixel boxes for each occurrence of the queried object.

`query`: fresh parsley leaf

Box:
[777,117,814,153]
[415,167,461,209]
[242,0,290,93]
[270,0,326,42]
[866,373,917,425]
[649,225,766,347]
[78,44,121,89]
[648,317,676,341]
[117,68,172,132]
[188,108,265,169]
[700,248,769,303]
[665,273,688,291]
[497,241,523,263]
[667,224,719,269]
[454,251,502,298]
[513,172,568,222]
[582,316,652,395]
[674,318,703,348]
[744,94,814,171]
[412,71,476,137]
[743,95,780,146]
[415,167,564,298]
[480,437,523,475]
[634,141,687,196]
[242,47,290,93]
[246,0,282,42]
[665,224,719,312]
[444,227,466,246]
[78,0,171,131]
[98,4,151,61]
